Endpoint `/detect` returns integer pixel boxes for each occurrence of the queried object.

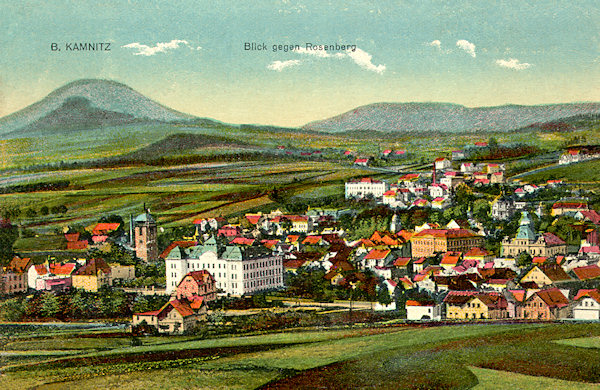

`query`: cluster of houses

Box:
[0,256,134,294]
[559,146,600,165]
[0,210,157,296]
[345,157,506,210]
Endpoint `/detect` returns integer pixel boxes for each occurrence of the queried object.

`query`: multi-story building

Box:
[501,212,567,257]
[410,229,484,258]
[491,197,516,220]
[345,178,389,199]
[165,237,284,296]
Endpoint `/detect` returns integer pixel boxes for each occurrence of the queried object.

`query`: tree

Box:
[40,292,60,318]
[488,137,499,149]
[377,283,393,307]
[40,206,49,216]
[0,298,25,321]
[517,252,532,267]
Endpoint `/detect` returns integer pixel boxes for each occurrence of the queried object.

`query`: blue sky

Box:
[1,0,598,126]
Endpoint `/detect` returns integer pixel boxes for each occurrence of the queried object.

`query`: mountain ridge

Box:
[303,102,600,133]
[0,79,216,137]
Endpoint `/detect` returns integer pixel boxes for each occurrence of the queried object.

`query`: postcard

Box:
[1,1,600,389]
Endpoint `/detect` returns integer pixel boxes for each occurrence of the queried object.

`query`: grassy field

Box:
[470,367,600,390]
[2,323,600,389]
[516,159,600,184]
[0,161,376,234]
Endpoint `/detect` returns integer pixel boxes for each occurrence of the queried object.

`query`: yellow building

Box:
[443,291,508,320]
[520,264,571,287]
[72,259,111,292]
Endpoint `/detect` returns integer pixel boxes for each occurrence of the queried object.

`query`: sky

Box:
[1,0,599,127]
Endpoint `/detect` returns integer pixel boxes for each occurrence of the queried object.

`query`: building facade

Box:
[410,229,484,258]
[345,178,389,199]
[134,211,158,261]
[165,237,284,296]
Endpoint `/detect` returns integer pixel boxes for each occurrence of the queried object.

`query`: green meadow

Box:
[2,323,600,389]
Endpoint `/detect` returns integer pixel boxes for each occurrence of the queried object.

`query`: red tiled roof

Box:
[92,223,120,235]
[283,259,307,269]
[64,233,80,242]
[34,264,48,275]
[542,232,566,246]
[572,265,600,281]
[441,251,462,265]
[534,288,569,308]
[394,257,411,267]
[186,270,215,286]
[538,264,571,282]
[413,229,481,239]
[232,237,255,246]
[552,201,588,210]
[508,290,526,302]
[580,210,600,225]
[354,158,369,163]
[49,263,76,275]
[406,299,435,307]
[67,240,88,250]
[159,241,197,259]
[532,256,548,264]
[73,258,110,276]
[166,299,195,317]
[365,249,391,260]
[464,247,490,257]
[302,235,323,245]
[573,289,600,303]
[7,256,32,273]
[245,215,261,225]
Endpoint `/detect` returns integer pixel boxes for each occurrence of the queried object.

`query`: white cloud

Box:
[346,48,386,74]
[292,46,384,74]
[267,59,302,72]
[122,39,195,56]
[427,40,442,49]
[495,58,533,70]
[456,39,476,58]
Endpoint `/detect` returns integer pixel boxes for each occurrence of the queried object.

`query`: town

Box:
[2,143,600,335]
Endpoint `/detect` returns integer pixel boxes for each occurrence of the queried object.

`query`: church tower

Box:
[134,208,158,262]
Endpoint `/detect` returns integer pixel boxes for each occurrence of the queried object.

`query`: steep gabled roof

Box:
[572,265,600,281]
[573,289,600,303]
[7,256,32,273]
[534,288,569,308]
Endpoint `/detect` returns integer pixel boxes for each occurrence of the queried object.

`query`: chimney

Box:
[432,164,436,184]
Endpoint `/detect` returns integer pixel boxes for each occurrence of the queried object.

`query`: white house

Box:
[164,237,284,296]
[572,290,600,320]
[345,178,389,199]
[406,300,442,320]
[434,158,452,170]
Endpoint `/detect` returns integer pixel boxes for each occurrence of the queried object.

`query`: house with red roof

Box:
[572,289,600,320]
[444,291,508,320]
[345,177,389,199]
[551,201,589,216]
[361,249,394,269]
[72,259,111,292]
[175,270,217,303]
[518,288,569,320]
[406,299,442,321]
[520,263,572,287]
[572,264,600,281]
[410,229,484,258]
[92,222,120,236]
[1,256,32,295]
[218,225,242,237]
[132,298,201,334]
[65,232,89,250]
[440,251,463,269]
[434,157,452,170]
[353,157,370,166]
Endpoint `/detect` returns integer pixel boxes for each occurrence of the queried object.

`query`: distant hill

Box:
[0,79,220,137]
[303,102,600,133]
